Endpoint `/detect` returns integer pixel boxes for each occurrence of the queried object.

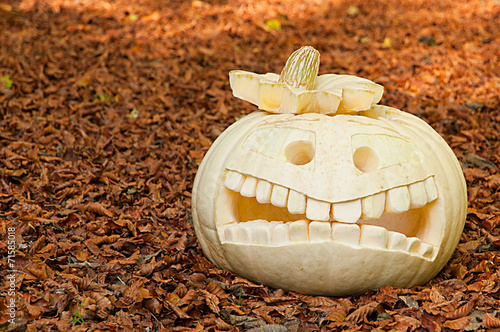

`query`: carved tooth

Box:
[222,225,238,242]
[360,225,388,248]
[272,223,290,244]
[406,237,421,253]
[224,170,245,192]
[331,199,361,223]
[271,184,289,208]
[387,231,407,250]
[424,177,438,202]
[385,186,411,213]
[309,221,332,241]
[331,223,360,245]
[418,243,434,258]
[409,181,428,209]
[306,197,331,221]
[252,220,274,244]
[288,190,306,214]
[361,192,385,219]
[256,180,272,204]
[236,222,253,242]
[240,176,258,197]
[289,219,309,242]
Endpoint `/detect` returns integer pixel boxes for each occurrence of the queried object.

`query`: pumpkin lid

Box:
[229,46,384,115]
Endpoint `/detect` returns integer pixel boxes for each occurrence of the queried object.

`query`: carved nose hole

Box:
[285,140,315,166]
[353,146,380,172]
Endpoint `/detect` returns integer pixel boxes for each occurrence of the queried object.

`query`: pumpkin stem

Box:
[279,46,320,90]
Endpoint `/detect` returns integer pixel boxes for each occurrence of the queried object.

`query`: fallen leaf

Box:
[483,312,500,328]
[443,316,471,330]
[345,302,378,323]
[265,19,281,31]
[324,306,347,322]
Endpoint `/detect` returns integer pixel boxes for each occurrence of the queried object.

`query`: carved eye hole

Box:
[285,140,315,166]
[353,146,380,172]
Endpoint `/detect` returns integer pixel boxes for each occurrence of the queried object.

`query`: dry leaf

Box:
[84,202,114,217]
[443,316,471,330]
[324,306,347,322]
[345,302,378,323]
[166,299,190,319]
[444,295,478,320]
[206,280,227,298]
[298,295,338,307]
[200,289,220,314]
[392,314,421,330]
[178,289,199,306]
[483,313,500,328]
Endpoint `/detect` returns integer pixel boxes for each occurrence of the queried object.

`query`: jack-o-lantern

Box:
[192,47,467,296]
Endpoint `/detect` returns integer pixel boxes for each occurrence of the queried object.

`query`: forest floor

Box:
[0,0,499,331]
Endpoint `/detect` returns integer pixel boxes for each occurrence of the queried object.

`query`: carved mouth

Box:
[216,170,441,260]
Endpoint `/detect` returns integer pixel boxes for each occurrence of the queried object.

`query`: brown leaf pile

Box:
[0,0,499,331]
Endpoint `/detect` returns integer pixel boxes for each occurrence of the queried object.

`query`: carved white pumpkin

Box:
[192,47,467,296]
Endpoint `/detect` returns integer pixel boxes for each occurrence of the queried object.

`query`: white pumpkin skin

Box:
[192,107,467,296]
